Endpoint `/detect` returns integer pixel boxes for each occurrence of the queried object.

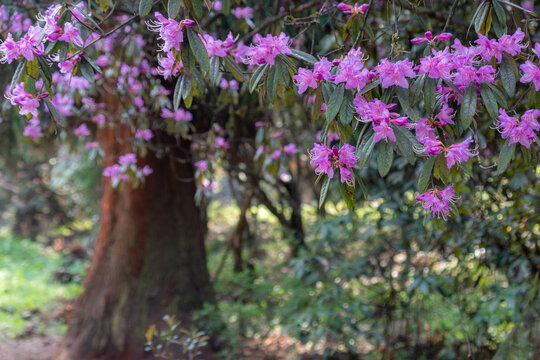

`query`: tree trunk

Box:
[58,124,214,360]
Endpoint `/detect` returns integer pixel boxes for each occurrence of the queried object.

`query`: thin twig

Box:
[353,0,374,49]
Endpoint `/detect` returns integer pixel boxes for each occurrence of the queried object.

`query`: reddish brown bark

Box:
[57,123,214,360]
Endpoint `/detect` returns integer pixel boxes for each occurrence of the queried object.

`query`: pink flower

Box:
[445,136,475,168]
[135,129,153,141]
[5,82,40,118]
[293,68,318,94]
[23,118,42,140]
[86,141,99,149]
[74,124,90,137]
[475,33,502,62]
[103,164,121,178]
[283,143,297,155]
[157,51,183,79]
[232,7,253,19]
[414,118,437,142]
[520,60,540,90]
[245,33,291,66]
[195,160,208,172]
[313,57,334,81]
[161,108,193,121]
[202,34,228,57]
[337,2,369,15]
[375,58,416,88]
[92,114,106,124]
[119,153,137,165]
[498,28,526,57]
[497,109,540,148]
[147,12,184,52]
[0,33,19,64]
[416,184,458,219]
[141,165,153,176]
[373,122,396,143]
[215,137,229,150]
[415,48,454,80]
[58,22,83,47]
[309,143,334,178]
[411,31,452,44]
[434,103,455,126]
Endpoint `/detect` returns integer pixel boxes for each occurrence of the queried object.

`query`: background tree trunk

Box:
[58,124,214,360]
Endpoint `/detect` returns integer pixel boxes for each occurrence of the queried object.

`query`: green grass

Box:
[0,230,83,337]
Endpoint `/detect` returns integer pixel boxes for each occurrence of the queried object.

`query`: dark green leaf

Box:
[460,82,477,131]
[357,134,375,170]
[223,55,244,82]
[479,83,499,119]
[319,176,330,209]
[209,56,221,86]
[289,49,317,65]
[265,65,278,102]
[394,125,416,164]
[249,64,268,93]
[339,182,356,210]
[26,58,40,80]
[339,91,354,125]
[11,60,27,90]
[139,0,153,16]
[500,54,516,97]
[79,60,94,83]
[173,75,185,110]
[44,98,65,127]
[325,83,344,122]
[222,0,230,14]
[495,138,515,175]
[168,0,180,18]
[424,77,436,116]
[376,141,394,177]
[186,28,210,73]
[396,86,418,122]
[418,156,436,192]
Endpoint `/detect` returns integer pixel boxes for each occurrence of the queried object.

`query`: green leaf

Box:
[500,54,516,97]
[44,98,65,127]
[289,49,317,65]
[339,91,354,125]
[479,83,499,119]
[325,83,344,122]
[97,0,109,12]
[168,0,181,18]
[411,74,426,106]
[209,56,221,86]
[265,65,278,102]
[11,60,27,90]
[223,55,244,82]
[319,176,330,209]
[26,58,40,80]
[357,133,375,170]
[418,156,436,192]
[396,86,418,122]
[221,0,230,14]
[376,141,394,177]
[424,77,436,116]
[181,75,193,100]
[275,59,290,88]
[474,1,490,35]
[186,28,210,73]
[460,83,477,131]
[38,57,52,88]
[393,125,416,165]
[193,0,203,17]
[495,138,515,175]
[181,40,195,73]
[79,60,94,83]
[311,87,324,120]
[249,64,268,93]
[83,55,102,74]
[173,74,186,110]
[139,0,153,16]
[339,182,356,210]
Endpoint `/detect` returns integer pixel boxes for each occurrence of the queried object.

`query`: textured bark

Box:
[58,124,214,360]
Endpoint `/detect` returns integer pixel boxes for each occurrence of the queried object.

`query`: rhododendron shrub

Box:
[0,0,538,223]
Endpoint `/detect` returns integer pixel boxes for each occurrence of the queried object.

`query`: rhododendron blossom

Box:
[309,143,357,184]
[416,184,458,219]
[497,109,540,148]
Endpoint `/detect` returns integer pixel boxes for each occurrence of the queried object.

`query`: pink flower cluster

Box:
[337,2,369,16]
[497,109,540,148]
[416,184,458,219]
[201,32,236,58]
[354,96,409,143]
[414,118,476,168]
[309,143,357,184]
[103,153,153,184]
[411,31,452,44]
[244,33,291,66]
[232,7,254,19]
[5,82,43,118]
[161,108,193,121]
